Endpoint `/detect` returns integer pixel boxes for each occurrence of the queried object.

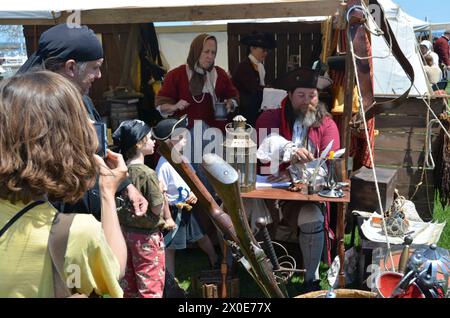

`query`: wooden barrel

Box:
[109,100,139,130]
[295,289,377,298]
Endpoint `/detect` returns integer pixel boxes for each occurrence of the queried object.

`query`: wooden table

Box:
[241,183,351,288]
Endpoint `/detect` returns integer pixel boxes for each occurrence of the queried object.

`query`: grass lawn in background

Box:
[175,193,449,297]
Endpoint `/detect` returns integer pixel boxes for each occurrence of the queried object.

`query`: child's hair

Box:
[0,71,98,203]
[125,135,149,160]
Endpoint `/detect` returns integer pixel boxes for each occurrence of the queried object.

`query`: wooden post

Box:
[335,3,358,289]
[343,32,356,176]
[337,202,346,288]
[220,240,228,298]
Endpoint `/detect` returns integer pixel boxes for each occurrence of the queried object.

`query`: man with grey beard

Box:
[17,24,148,220]
[256,67,340,292]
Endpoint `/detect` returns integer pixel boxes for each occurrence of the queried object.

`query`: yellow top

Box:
[0,199,123,298]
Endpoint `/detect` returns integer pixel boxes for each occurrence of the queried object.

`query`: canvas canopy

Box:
[0,0,433,96]
[372,0,431,96]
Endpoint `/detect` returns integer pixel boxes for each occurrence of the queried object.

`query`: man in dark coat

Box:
[18,24,148,220]
[232,32,276,126]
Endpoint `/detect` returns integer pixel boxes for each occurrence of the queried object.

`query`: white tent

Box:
[372,0,431,96]
[0,0,432,96]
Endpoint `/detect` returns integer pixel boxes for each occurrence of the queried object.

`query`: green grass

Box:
[174,246,332,298]
[174,194,449,297]
[433,193,450,249]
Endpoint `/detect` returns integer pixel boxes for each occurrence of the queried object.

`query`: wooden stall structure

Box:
[16,1,445,222]
[227,22,323,84]
[374,97,445,219]
[23,24,137,108]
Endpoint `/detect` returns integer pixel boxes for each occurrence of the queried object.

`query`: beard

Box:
[296,107,317,128]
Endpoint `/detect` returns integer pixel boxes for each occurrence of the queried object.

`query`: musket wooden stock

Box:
[157,140,238,243]
[202,154,287,298]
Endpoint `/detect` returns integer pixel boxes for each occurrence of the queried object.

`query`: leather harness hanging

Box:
[347,0,415,127]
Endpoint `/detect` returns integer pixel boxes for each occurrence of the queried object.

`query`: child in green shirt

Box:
[113,120,174,298]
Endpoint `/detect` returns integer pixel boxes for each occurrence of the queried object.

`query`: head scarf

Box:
[420,40,433,54]
[112,120,152,155]
[186,33,217,96]
[18,24,103,74]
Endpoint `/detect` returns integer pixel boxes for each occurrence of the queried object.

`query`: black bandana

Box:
[18,24,103,74]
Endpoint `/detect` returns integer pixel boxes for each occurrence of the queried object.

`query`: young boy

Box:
[112,120,175,298]
[152,115,219,276]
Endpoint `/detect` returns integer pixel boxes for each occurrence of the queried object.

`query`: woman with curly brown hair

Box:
[0,71,127,297]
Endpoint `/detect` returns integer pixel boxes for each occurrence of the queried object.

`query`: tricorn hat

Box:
[152,115,188,141]
[112,119,152,155]
[272,67,332,91]
[240,32,277,49]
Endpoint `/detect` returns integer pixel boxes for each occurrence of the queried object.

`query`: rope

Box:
[347,26,396,272]
[346,2,448,272]
[349,3,393,61]
[417,97,450,140]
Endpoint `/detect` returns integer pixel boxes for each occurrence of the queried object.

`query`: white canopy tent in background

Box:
[0,0,433,96]
[156,16,328,71]
[372,0,431,96]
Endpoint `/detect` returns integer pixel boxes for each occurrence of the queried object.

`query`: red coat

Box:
[256,97,341,160]
[433,36,450,66]
[256,97,339,263]
[157,65,239,130]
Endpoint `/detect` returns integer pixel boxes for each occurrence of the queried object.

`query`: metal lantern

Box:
[224,115,257,192]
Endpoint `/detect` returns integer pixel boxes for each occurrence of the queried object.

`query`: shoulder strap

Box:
[0,200,45,238]
[48,213,75,298]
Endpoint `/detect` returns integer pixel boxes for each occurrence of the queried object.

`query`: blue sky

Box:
[395,0,449,23]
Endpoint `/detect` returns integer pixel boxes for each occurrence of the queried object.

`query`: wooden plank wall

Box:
[227,22,322,84]
[374,97,445,220]
[23,24,134,109]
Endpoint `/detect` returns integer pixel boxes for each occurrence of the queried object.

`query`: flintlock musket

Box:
[157,140,238,243]
[157,140,286,297]
[202,153,287,298]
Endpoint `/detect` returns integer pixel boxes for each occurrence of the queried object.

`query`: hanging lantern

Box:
[224,116,257,192]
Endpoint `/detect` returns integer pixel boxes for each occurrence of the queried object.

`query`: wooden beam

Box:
[430,23,450,31]
[155,24,227,34]
[81,1,339,24]
[1,1,339,25]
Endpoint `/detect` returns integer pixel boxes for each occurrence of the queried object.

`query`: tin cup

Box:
[214,102,228,120]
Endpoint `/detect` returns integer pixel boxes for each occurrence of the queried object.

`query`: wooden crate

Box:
[108,98,139,130]
[192,269,239,298]
[349,166,398,214]
[373,96,446,217]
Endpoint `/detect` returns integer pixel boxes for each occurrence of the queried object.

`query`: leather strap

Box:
[366,0,415,119]
[48,213,75,298]
[0,200,45,238]
[348,0,415,124]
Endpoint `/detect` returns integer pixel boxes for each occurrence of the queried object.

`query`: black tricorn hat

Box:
[152,115,188,141]
[112,119,152,154]
[240,32,277,49]
[272,67,332,91]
